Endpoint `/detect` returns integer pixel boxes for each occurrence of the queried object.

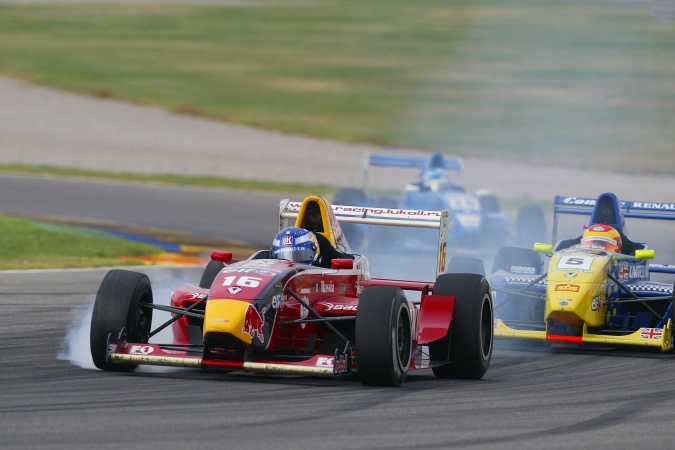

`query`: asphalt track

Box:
[2,266,675,450]
[0,173,282,248]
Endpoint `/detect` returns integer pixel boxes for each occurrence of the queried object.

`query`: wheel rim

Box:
[132,294,152,342]
[396,306,411,369]
[480,294,493,359]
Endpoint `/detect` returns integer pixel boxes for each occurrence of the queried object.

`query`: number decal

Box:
[221,275,262,288]
[556,255,593,272]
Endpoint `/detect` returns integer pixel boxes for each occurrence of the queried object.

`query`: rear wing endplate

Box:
[280,199,449,277]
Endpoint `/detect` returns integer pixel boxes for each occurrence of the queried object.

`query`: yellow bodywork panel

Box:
[203,299,257,344]
[545,251,610,327]
[582,320,672,350]
[494,319,546,341]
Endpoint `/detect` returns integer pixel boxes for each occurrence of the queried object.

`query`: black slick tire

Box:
[430,273,493,379]
[90,270,153,372]
[491,246,542,275]
[199,260,225,289]
[356,286,412,387]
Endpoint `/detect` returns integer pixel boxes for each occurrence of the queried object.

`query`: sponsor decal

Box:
[129,345,154,356]
[338,284,348,294]
[558,300,569,306]
[320,281,335,293]
[300,288,311,294]
[640,328,663,339]
[282,235,293,246]
[316,357,333,367]
[333,352,350,376]
[619,262,629,282]
[300,303,309,329]
[227,287,243,295]
[271,293,283,310]
[242,304,265,343]
[315,353,354,377]
[322,303,357,311]
[562,197,596,206]
[222,267,279,276]
[629,265,645,279]
[332,205,442,218]
[510,265,536,275]
[618,262,646,281]
[565,272,577,278]
[591,296,601,311]
[555,284,580,292]
[631,202,675,211]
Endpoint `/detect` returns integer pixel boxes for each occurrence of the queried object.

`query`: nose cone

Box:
[203,299,265,345]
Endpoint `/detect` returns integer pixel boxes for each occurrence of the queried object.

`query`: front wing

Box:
[106,330,354,378]
[495,319,673,351]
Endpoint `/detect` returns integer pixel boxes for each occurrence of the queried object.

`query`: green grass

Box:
[0,0,673,174]
[0,214,165,270]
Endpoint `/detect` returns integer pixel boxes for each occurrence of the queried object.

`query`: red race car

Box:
[90,195,493,386]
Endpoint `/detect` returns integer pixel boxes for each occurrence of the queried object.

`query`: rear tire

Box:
[90,270,153,372]
[492,246,542,275]
[430,273,493,379]
[478,194,501,214]
[356,286,412,386]
[445,255,485,276]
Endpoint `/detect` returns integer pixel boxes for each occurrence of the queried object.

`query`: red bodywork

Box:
[108,256,455,376]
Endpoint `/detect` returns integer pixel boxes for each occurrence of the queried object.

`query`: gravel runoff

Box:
[1,75,673,202]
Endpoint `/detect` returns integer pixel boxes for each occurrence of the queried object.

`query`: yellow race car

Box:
[491,192,675,351]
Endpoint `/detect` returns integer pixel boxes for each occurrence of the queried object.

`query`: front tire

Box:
[199,260,225,289]
[90,270,153,372]
[356,286,412,387]
[430,273,493,379]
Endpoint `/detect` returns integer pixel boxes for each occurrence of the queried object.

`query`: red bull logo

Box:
[242,304,265,343]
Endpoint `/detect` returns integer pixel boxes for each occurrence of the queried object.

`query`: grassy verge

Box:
[0,214,166,270]
[0,0,673,174]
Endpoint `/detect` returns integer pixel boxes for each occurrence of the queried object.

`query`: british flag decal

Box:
[640,328,662,340]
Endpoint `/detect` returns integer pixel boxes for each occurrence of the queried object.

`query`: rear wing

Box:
[363,153,462,191]
[279,199,449,278]
[553,195,675,242]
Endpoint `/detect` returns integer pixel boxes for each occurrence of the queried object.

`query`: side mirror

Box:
[331,258,354,270]
[635,249,655,260]
[533,243,554,254]
[211,250,233,263]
